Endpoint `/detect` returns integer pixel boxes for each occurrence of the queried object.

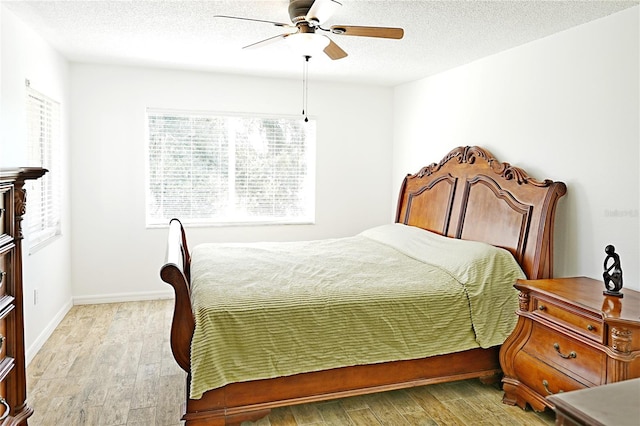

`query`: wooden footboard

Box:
[160,218,194,373]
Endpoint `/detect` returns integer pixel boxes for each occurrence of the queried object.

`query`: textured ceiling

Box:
[4,0,638,86]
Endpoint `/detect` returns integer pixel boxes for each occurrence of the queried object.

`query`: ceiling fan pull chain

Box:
[301,55,306,118]
[302,55,310,122]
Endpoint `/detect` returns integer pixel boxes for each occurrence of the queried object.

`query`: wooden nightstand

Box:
[499,277,640,412]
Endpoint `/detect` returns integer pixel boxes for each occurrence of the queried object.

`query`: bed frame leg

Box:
[478,372,503,388]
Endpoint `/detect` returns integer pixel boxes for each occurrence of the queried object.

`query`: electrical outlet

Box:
[34,288,38,305]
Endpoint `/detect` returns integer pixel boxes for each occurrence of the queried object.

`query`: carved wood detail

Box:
[518,291,530,312]
[607,357,629,382]
[415,146,553,187]
[611,327,632,354]
[13,188,26,241]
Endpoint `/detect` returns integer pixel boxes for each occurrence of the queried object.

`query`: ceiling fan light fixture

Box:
[285,32,330,57]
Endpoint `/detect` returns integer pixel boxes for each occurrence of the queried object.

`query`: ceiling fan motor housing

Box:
[288,0,315,24]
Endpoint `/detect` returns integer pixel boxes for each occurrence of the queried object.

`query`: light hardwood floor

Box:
[26,300,555,425]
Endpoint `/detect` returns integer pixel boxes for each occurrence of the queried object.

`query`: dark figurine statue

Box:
[602,244,623,298]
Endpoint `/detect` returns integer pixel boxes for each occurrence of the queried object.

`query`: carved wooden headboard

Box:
[395,146,566,280]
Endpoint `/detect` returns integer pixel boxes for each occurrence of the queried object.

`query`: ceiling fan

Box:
[214,0,404,60]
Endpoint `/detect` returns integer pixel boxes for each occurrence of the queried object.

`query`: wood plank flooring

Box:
[27,300,556,425]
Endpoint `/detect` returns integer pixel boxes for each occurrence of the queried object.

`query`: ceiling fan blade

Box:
[323,38,348,60]
[243,33,290,50]
[214,15,293,28]
[330,25,404,39]
[305,0,342,25]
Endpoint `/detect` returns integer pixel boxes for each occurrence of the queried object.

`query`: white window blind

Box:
[146,109,316,226]
[25,83,62,250]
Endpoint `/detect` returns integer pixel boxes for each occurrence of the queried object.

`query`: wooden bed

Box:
[160,145,566,425]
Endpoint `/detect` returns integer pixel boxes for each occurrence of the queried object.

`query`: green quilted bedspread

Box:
[188,224,524,399]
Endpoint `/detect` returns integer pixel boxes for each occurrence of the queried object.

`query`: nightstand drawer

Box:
[525,323,605,385]
[531,295,603,343]
[514,351,587,398]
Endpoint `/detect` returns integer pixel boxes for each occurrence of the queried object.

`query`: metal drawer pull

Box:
[538,304,546,311]
[587,324,595,331]
[0,397,9,420]
[553,343,577,359]
[542,380,564,396]
[0,334,4,351]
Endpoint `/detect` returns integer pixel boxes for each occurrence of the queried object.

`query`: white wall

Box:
[69,64,394,302]
[0,6,73,361]
[393,7,639,290]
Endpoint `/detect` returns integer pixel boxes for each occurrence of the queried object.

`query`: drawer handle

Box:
[587,324,595,331]
[554,343,577,359]
[0,397,9,421]
[0,334,4,351]
[538,304,546,311]
[542,379,564,396]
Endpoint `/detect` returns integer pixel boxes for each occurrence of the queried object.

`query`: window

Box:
[25,82,62,251]
[146,109,315,227]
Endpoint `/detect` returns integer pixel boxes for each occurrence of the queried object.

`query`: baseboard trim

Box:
[26,298,73,366]
[72,290,174,305]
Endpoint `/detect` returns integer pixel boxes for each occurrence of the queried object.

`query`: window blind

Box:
[25,84,62,250]
[146,109,315,226]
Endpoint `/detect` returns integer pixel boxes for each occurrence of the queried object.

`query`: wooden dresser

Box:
[499,276,640,412]
[0,168,46,425]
